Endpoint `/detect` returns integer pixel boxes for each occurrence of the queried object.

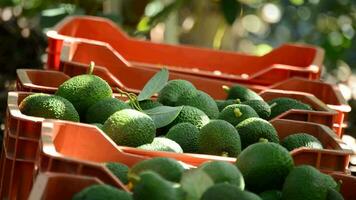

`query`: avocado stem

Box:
[221,151,229,157]
[235,99,241,104]
[115,87,143,111]
[222,85,230,93]
[336,180,343,192]
[269,102,277,109]
[259,138,268,143]
[234,108,242,118]
[88,61,95,75]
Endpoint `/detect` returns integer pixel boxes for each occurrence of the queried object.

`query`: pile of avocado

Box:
[19,66,319,156]
[74,153,343,200]
[18,66,339,199]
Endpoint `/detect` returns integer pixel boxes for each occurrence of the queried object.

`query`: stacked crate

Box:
[0,16,354,200]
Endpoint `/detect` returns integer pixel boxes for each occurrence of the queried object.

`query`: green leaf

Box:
[144,106,182,128]
[137,68,169,101]
[220,0,240,25]
[136,0,189,33]
[180,169,214,200]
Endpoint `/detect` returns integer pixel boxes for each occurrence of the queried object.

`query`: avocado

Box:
[236,117,279,149]
[281,165,337,200]
[242,100,271,120]
[91,123,104,130]
[198,120,241,157]
[218,104,259,126]
[86,97,129,124]
[157,79,196,106]
[268,97,312,119]
[166,122,200,153]
[72,184,132,200]
[281,133,323,151]
[137,137,183,153]
[132,171,184,200]
[166,106,209,130]
[138,99,163,110]
[106,162,129,184]
[103,109,156,147]
[176,90,219,119]
[19,93,79,122]
[55,68,112,116]
[224,84,263,102]
[326,188,344,200]
[236,142,294,193]
[129,157,186,183]
[215,99,240,112]
[201,183,262,200]
[199,161,245,190]
[259,190,282,200]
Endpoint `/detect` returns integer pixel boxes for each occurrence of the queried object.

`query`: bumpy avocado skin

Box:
[176,90,219,119]
[198,120,242,157]
[138,137,183,153]
[55,74,112,116]
[133,171,184,200]
[218,104,259,126]
[236,117,279,149]
[226,84,263,102]
[72,184,132,200]
[166,122,200,153]
[157,79,196,106]
[106,162,129,184]
[19,93,80,122]
[86,97,129,124]
[242,100,271,120]
[281,133,323,151]
[129,157,185,183]
[268,97,312,119]
[201,183,262,200]
[103,109,156,147]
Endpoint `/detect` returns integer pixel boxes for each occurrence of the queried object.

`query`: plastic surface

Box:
[47,16,324,85]
[270,119,351,174]
[331,173,356,200]
[16,69,70,94]
[29,172,103,200]
[260,90,343,136]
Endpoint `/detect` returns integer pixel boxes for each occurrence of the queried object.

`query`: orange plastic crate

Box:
[16,68,346,136]
[16,69,70,94]
[47,16,324,86]
[42,118,350,173]
[0,92,146,200]
[0,90,350,199]
[29,172,103,200]
[28,172,356,200]
[259,90,341,134]
[331,173,356,200]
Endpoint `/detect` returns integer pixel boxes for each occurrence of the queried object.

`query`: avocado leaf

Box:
[220,0,240,25]
[137,68,169,101]
[144,105,182,128]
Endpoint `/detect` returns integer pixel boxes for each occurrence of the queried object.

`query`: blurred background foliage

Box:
[0,0,356,134]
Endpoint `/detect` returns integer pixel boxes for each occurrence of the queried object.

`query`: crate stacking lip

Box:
[28,172,104,200]
[47,16,324,86]
[0,91,352,199]
[41,117,351,173]
[28,172,356,200]
[16,68,347,137]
